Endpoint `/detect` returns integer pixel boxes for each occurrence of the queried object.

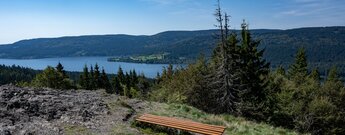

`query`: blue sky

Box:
[0,0,344,44]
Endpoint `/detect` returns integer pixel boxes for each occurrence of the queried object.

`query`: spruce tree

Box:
[326,66,339,82]
[161,67,167,80]
[155,72,162,84]
[117,66,125,84]
[89,65,96,90]
[186,54,211,111]
[137,73,150,96]
[204,2,270,115]
[113,77,123,95]
[323,66,344,101]
[101,68,113,93]
[205,1,243,113]
[309,68,320,82]
[79,74,85,88]
[166,64,174,79]
[55,62,71,88]
[124,72,131,97]
[56,62,66,77]
[80,65,90,89]
[94,63,101,88]
[129,70,134,86]
[237,21,270,118]
[130,70,138,86]
[276,65,286,75]
[241,22,269,114]
[288,47,308,79]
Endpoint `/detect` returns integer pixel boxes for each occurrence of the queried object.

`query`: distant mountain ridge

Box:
[1,26,345,71]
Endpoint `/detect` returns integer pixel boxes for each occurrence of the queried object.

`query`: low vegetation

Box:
[64,125,91,135]
[132,103,300,135]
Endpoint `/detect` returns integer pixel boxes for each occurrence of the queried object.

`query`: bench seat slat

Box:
[137,117,223,134]
[139,115,225,132]
[143,114,225,129]
[137,118,222,135]
[136,114,226,135]
[140,114,226,132]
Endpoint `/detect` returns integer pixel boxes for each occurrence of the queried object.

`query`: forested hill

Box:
[0,26,344,67]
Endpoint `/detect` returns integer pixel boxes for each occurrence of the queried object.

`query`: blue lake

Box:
[0,57,179,78]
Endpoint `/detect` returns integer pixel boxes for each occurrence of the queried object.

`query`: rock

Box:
[0,129,11,135]
[0,85,110,134]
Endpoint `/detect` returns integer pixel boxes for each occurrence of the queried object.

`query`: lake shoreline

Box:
[0,57,182,78]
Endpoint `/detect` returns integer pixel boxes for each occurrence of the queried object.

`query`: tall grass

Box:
[137,103,302,135]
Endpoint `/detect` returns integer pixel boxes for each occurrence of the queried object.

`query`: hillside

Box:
[0,26,345,71]
[0,85,299,135]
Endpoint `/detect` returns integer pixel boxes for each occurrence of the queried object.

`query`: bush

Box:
[31,66,74,89]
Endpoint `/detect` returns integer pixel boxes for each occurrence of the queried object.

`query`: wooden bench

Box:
[136,114,226,135]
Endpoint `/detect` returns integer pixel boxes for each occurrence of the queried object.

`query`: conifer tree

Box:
[89,65,96,90]
[322,67,343,101]
[79,74,84,88]
[80,65,90,89]
[237,21,270,118]
[309,68,320,82]
[186,54,210,110]
[161,67,167,80]
[100,68,113,93]
[56,62,66,77]
[137,73,150,96]
[113,77,123,95]
[155,72,162,84]
[276,65,286,75]
[205,1,243,113]
[140,73,146,78]
[166,64,174,79]
[288,47,308,79]
[129,70,134,86]
[129,70,138,87]
[125,72,130,85]
[55,62,71,88]
[117,66,125,84]
[326,66,339,82]
[124,72,131,97]
[94,63,101,88]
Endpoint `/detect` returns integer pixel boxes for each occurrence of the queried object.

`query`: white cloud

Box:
[276,0,345,18]
[294,0,319,3]
[141,0,189,5]
[281,10,298,16]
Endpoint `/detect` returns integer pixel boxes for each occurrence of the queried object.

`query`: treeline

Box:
[0,64,39,85]
[16,63,152,98]
[108,57,189,64]
[78,65,151,97]
[148,4,345,135]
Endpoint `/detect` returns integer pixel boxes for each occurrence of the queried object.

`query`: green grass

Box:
[64,124,92,135]
[106,98,134,112]
[136,103,302,135]
[62,94,302,135]
[111,123,137,135]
